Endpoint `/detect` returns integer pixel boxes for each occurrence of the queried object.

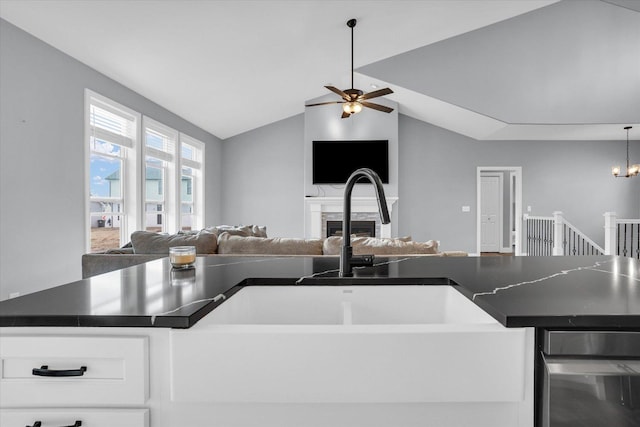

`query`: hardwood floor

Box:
[480,252,514,257]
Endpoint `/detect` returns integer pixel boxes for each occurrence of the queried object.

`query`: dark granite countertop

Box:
[1,255,639,329]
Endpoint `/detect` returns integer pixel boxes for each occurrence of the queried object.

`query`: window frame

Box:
[85,90,206,251]
[142,116,179,233]
[85,90,141,252]
[179,134,205,231]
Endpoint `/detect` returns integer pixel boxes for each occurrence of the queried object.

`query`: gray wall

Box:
[0,19,222,300]
[220,96,401,239]
[221,114,305,237]
[221,113,638,254]
[398,115,639,252]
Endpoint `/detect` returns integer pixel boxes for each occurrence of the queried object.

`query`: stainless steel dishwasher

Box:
[541,331,640,427]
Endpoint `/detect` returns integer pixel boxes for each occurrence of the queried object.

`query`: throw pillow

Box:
[322,235,411,255]
[131,229,218,254]
[204,224,268,238]
[217,233,323,255]
[322,236,436,256]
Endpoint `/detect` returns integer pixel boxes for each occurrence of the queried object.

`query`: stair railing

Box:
[523,214,554,256]
[560,214,604,256]
[523,211,604,256]
[604,212,640,259]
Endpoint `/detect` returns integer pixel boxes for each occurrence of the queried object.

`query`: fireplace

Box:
[304,196,398,239]
[326,220,376,238]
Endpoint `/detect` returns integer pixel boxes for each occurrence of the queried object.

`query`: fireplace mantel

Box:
[304,196,399,239]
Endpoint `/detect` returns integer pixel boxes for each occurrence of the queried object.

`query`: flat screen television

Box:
[312,140,389,184]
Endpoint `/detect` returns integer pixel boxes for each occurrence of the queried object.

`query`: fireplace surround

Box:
[304,196,398,239]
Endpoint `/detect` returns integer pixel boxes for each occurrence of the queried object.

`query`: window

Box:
[179,135,204,231]
[86,91,139,252]
[86,90,206,251]
[143,117,178,232]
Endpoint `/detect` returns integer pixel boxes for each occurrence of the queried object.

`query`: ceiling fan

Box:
[306,18,394,119]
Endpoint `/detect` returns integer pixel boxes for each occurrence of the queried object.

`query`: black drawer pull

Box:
[31,365,87,377]
[28,422,82,427]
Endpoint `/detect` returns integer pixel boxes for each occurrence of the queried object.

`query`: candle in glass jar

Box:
[169,246,196,269]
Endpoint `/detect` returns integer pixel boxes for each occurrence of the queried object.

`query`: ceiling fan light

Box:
[343,101,362,114]
[629,164,640,176]
[612,166,621,177]
[310,19,393,118]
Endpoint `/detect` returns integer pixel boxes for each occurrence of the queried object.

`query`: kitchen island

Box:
[1,255,639,427]
[1,255,638,329]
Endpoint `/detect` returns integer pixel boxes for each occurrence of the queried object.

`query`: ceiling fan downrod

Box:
[347,18,356,90]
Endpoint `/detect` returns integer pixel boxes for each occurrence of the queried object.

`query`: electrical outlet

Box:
[527,206,532,212]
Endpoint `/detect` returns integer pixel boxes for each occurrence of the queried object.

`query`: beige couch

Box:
[81,227,467,278]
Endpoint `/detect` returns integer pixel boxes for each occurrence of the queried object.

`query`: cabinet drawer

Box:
[0,336,148,407]
[0,408,149,427]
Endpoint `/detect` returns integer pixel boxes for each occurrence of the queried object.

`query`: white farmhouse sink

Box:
[171,284,533,426]
[199,285,495,326]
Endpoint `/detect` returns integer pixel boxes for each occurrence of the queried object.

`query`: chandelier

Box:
[612,126,639,178]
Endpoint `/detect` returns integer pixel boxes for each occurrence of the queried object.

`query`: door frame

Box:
[480,173,503,253]
[476,166,523,256]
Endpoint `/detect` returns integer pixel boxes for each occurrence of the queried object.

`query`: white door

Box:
[481,175,501,252]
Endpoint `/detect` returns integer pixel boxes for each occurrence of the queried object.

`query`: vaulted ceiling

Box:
[1,0,638,140]
[360,0,640,140]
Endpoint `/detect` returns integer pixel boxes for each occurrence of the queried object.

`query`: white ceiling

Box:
[1,0,638,141]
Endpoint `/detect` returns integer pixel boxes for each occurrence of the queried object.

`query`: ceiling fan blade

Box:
[341,111,351,119]
[325,86,351,101]
[360,87,393,100]
[360,101,394,113]
[305,101,345,107]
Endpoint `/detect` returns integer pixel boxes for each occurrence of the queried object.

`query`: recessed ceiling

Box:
[0,0,561,139]
[359,0,640,140]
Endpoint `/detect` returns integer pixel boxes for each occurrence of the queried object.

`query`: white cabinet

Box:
[1,316,534,427]
[0,408,149,427]
[0,335,149,427]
